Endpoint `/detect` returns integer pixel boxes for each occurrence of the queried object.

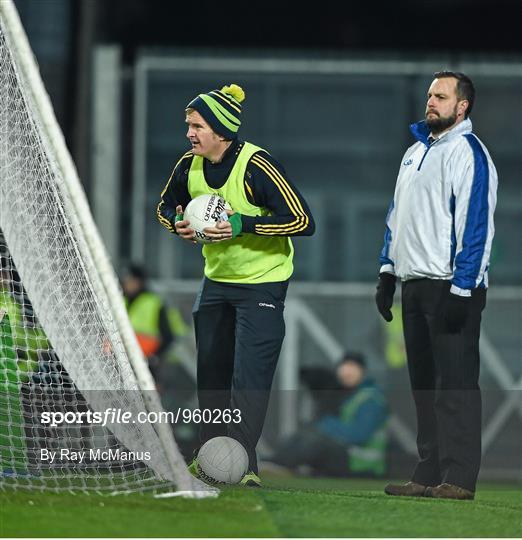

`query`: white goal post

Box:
[0,0,212,496]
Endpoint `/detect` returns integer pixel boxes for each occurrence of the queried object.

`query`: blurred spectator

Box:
[265,352,388,477]
[121,264,175,381]
[121,264,198,458]
[0,259,49,380]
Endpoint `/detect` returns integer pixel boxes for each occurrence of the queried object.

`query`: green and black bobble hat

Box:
[186,84,245,140]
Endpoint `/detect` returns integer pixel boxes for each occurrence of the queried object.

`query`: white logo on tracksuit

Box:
[258,302,276,309]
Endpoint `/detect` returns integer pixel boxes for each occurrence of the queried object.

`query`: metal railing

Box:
[152,279,522,480]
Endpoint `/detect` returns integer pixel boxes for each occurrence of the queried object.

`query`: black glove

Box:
[444,292,470,333]
[375,272,396,322]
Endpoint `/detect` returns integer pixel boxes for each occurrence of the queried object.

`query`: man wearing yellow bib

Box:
[157,83,315,486]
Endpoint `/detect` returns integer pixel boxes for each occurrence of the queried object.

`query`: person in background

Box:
[121,264,174,382]
[0,257,48,380]
[265,352,388,478]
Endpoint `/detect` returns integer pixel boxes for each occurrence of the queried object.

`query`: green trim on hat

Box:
[199,94,241,132]
[210,90,242,114]
[186,84,245,139]
[200,94,240,125]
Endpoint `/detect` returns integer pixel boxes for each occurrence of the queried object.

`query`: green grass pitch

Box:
[1,476,520,537]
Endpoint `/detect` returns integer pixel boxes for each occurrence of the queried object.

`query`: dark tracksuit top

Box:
[157,139,315,238]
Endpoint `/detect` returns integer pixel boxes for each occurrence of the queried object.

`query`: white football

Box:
[197,436,249,484]
[184,194,231,244]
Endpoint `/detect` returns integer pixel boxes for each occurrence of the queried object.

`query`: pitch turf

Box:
[1,476,521,537]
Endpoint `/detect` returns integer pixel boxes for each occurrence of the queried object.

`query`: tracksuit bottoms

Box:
[193,277,288,473]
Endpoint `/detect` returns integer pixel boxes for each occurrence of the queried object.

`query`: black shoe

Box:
[425,483,474,500]
[384,481,427,497]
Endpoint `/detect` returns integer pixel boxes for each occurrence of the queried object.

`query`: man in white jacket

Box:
[376,71,498,500]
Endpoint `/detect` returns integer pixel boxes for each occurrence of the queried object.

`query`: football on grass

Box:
[197,436,248,484]
[184,194,231,244]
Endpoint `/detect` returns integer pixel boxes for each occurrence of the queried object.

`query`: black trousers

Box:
[192,277,288,473]
[402,279,486,492]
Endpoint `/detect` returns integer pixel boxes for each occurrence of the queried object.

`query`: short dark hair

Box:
[123,263,147,282]
[338,351,366,369]
[433,71,475,118]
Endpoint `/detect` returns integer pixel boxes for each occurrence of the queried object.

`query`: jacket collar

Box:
[409,117,473,147]
[205,138,240,167]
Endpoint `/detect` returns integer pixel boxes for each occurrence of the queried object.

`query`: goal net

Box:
[0,0,210,496]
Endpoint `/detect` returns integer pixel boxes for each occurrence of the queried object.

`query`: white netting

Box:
[0,1,210,495]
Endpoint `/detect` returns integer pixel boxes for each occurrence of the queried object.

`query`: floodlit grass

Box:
[1,476,520,537]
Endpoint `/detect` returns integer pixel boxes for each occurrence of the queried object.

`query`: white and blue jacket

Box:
[379,118,497,296]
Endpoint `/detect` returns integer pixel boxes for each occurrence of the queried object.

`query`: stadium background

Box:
[12,0,521,482]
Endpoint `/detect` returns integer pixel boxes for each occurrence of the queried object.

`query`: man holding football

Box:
[157,83,315,486]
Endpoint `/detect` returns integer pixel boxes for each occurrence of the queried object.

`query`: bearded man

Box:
[375,71,498,500]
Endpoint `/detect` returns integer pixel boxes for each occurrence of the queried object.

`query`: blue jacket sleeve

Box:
[379,199,395,269]
[451,135,497,292]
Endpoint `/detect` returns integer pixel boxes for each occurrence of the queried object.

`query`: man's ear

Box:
[458,99,469,117]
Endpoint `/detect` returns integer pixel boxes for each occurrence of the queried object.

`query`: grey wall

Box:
[131,53,522,284]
